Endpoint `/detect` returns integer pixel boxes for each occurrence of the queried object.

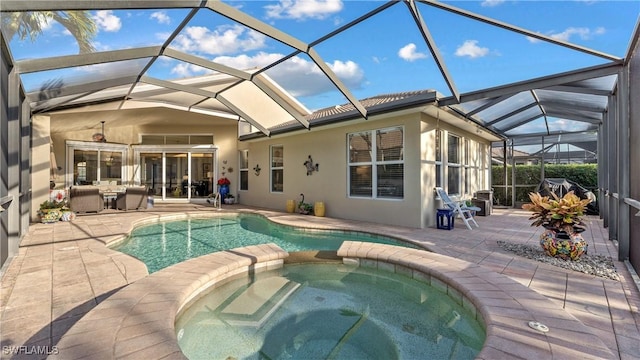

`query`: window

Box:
[140,134,213,145]
[435,130,442,188]
[68,142,127,187]
[348,126,404,199]
[464,139,471,195]
[271,145,283,192]
[239,150,249,191]
[447,133,461,195]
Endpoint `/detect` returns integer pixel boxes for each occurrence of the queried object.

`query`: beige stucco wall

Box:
[48,108,238,194]
[419,114,492,227]
[238,113,424,228]
[31,115,52,221]
[34,105,491,228]
[238,109,491,229]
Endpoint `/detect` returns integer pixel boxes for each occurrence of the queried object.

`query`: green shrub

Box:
[491,164,597,205]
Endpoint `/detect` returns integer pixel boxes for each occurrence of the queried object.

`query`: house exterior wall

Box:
[31,115,52,221]
[33,105,491,229]
[239,109,491,229]
[420,113,491,228]
[38,108,238,219]
[238,113,424,228]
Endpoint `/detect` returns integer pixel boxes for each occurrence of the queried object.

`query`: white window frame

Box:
[435,129,443,188]
[239,150,249,191]
[65,140,128,188]
[464,138,471,196]
[270,145,284,193]
[347,126,404,200]
[139,134,214,145]
[447,133,462,196]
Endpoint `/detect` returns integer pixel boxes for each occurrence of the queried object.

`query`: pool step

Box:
[220,276,300,327]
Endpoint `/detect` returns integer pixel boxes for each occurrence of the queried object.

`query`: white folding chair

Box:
[435,187,480,230]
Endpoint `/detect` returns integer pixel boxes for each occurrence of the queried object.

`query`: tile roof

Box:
[260,89,437,136]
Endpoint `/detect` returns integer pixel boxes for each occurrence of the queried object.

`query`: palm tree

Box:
[2,11,97,53]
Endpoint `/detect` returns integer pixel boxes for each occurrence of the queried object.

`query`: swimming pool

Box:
[113,213,423,273]
[176,263,485,359]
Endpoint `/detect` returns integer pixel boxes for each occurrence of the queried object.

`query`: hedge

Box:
[491,164,597,206]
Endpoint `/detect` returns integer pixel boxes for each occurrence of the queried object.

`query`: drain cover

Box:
[528,321,549,333]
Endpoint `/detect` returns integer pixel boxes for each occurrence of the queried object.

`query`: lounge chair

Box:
[115,186,148,211]
[435,187,480,230]
[69,186,104,213]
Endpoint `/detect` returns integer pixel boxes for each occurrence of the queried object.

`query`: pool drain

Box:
[528,321,549,333]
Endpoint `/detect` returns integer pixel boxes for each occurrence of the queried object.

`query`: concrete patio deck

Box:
[1,204,639,359]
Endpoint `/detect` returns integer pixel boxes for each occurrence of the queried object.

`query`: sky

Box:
[6,0,640,130]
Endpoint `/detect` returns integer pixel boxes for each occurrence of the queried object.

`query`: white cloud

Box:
[398,43,428,62]
[150,11,171,25]
[77,58,148,77]
[212,52,283,70]
[329,60,364,86]
[92,41,111,52]
[170,63,213,77]
[455,40,489,58]
[527,26,606,43]
[481,0,505,7]
[172,25,267,56]
[168,52,276,78]
[551,27,594,42]
[265,0,343,20]
[269,57,364,97]
[93,10,122,32]
[170,52,365,98]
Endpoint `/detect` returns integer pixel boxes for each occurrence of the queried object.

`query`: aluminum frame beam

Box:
[139,76,218,99]
[485,102,539,126]
[163,48,251,81]
[252,76,310,129]
[15,47,161,74]
[439,63,621,106]
[0,1,205,11]
[406,0,460,102]
[419,0,622,62]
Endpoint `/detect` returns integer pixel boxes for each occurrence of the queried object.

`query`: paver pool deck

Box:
[1,204,639,359]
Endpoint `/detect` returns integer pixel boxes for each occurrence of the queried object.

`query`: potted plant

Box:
[298,202,313,215]
[522,191,592,260]
[297,193,313,215]
[38,191,70,223]
[217,177,230,200]
[224,194,235,204]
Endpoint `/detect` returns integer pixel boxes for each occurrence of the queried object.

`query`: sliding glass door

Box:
[135,145,216,201]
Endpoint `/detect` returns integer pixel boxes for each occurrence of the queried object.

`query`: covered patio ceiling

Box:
[2,0,638,142]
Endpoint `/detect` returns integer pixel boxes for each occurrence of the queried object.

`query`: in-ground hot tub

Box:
[175,263,485,359]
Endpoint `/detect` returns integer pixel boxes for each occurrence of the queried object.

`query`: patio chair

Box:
[69,186,104,213]
[115,186,148,211]
[435,187,480,230]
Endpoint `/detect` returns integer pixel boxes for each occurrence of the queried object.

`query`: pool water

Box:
[176,263,485,360]
[113,214,422,273]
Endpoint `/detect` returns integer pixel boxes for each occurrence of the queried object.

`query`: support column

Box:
[0,36,23,270]
[607,94,618,241]
[617,69,630,261]
[597,124,604,221]
[628,32,640,272]
[510,141,516,207]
